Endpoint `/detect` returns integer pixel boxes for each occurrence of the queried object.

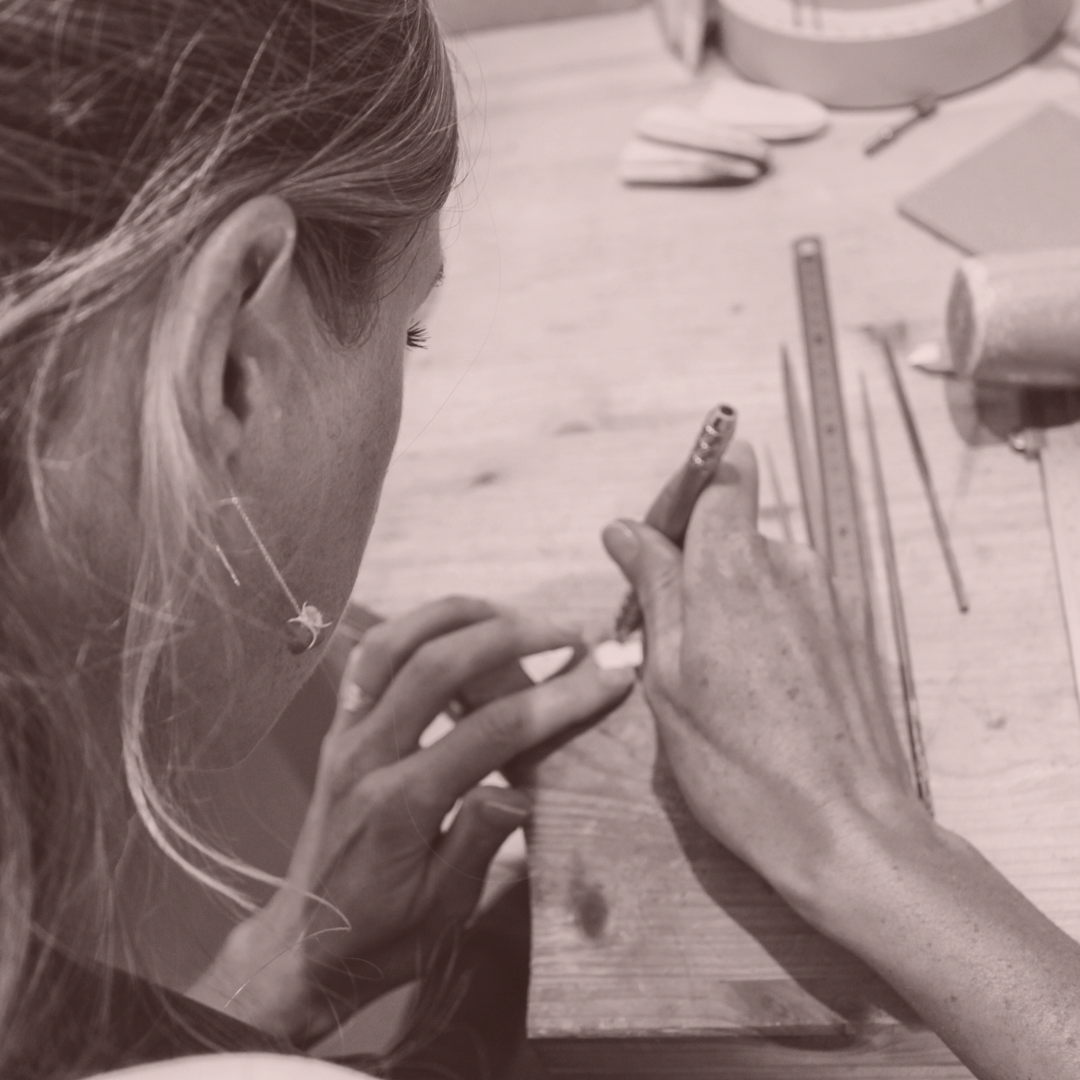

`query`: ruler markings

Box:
[793,236,872,607]
[792,236,931,800]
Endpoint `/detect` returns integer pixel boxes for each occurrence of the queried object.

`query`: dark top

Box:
[7,882,532,1080]
[6,951,291,1080]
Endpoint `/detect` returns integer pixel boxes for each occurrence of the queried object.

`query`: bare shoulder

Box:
[88,1053,375,1080]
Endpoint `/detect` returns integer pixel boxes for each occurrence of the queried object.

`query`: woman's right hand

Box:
[601,441,934,927]
[605,441,1080,1080]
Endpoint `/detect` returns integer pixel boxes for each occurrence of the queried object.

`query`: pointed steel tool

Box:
[870,327,969,613]
[861,377,933,813]
[764,446,795,543]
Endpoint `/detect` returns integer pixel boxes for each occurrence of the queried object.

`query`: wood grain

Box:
[348,8,1080,1075]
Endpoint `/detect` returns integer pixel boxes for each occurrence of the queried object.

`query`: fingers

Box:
[329,595,502,741]
[687,439,761,552]
[327,643,380,739]
[435,787,531,889]
[397,656,635,821]
[602,520,683,645]
[349,613,589,763]
[455,638,587,716]
[347,595,501,703]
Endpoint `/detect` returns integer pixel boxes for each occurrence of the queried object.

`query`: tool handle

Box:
[613,463,713,640]
[612,407,737,641]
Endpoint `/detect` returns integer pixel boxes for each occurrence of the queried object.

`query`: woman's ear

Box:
[163,195,300,470]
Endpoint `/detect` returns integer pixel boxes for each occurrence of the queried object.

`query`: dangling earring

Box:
[214,544,241,588]
[222,492,332,654]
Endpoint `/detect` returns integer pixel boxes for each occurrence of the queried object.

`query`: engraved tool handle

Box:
[613,405,738,641]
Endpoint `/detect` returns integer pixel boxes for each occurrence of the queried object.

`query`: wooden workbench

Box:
[348,6,1080,1076]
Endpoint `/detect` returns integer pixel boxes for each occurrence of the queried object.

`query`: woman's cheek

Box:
[319,349,403,583]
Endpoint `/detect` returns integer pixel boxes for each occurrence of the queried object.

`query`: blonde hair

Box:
[0,0,458,1072]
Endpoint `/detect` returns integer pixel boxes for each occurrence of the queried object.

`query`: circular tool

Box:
[718,0,1072,107]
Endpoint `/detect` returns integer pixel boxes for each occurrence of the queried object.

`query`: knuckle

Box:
[438,594,497,623]
[500,610,545,648]
[641,649,678,704]
[783,541,830,580]
[346,771,395,823]
[397,777,444,821]
[725,529,768,567]
[358,623,394,669]
[477,695,534,751]
[410,640,461,687]
[647,555,682,596]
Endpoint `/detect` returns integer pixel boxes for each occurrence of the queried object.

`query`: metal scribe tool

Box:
[764,446,795,543]
[613,404,738,641]
[864,93,938,156]
[861,377,934,812]
[870,327,969,613]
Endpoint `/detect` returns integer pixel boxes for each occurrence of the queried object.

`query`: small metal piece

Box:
[861,377,934,813]
[227,493,332,652]
[613,404,738,641]
[286,603,333,654]
[764,446,795,543]
[871,330,969,613]
[906,341,955,377]
[864,93,939,156]
[781,344,825,551]
[1010,428,1046,460]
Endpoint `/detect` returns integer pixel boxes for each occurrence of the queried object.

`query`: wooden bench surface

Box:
[352,8,1080,1076]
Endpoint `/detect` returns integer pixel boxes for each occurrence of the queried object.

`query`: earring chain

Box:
[226,493,303,618]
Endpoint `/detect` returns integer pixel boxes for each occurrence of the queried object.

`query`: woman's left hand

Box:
[189,597,634,1044]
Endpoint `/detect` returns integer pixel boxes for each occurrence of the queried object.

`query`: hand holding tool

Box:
[613,405,738,641]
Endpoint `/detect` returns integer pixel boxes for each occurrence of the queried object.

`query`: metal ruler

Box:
[1040,425,1080,705]
[792,236,928,804]
[793,235,873,608]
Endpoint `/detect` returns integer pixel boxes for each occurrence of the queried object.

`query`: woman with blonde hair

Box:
[0,1,637,1075]
[7,1,1080,1079]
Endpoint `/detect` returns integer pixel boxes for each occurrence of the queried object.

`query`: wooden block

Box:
[519,656,972,1077]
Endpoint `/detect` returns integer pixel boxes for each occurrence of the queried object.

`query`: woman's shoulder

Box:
[88,1052,376,1080]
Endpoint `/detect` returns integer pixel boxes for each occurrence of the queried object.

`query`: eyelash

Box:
[406,322,429,350]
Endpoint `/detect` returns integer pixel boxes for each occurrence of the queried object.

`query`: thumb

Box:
[435,787,531,901]
[602,519,683,640]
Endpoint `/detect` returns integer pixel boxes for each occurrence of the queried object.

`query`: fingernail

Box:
[602,520,638,561]
[481,794,532,825]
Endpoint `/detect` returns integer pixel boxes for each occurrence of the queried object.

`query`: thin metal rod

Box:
[875,334,969,613]
[864,93,939,157]
[861,377,933,813]
[764,446,795,543]
[781,344,825,551]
